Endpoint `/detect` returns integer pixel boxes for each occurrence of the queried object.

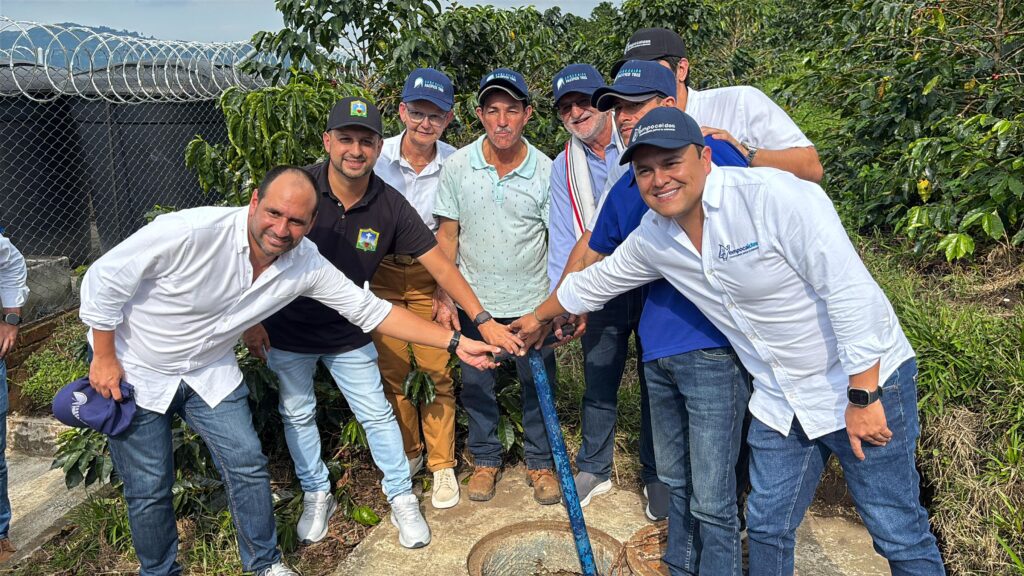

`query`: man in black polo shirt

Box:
[243,97,521,550]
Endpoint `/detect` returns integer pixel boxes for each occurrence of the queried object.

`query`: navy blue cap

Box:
[402,68,455,112]
[478,68,530,104]
[592,60,677,112]
[52,377,137,436]
[552,64,606,104]
[619,107,705,165]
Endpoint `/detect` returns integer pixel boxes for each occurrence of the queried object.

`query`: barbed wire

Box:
[0,16,280,102]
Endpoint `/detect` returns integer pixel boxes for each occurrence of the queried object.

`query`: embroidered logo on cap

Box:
[625,39,653,53]
[486,71,519,84]
[616,67,643,80]
[71,391,88,423]
[414,76,445,93]
[357,228,380,252]
[350,100,368,117]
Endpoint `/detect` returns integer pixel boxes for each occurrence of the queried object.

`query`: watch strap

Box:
[447,330,461,354]
[473,311,493,326]
[3,312,20,326]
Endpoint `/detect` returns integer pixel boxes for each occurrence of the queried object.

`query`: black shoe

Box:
[643,481,669,521]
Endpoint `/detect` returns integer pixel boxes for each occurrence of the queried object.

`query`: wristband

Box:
[533,310,551,325]
[447,330,461,354]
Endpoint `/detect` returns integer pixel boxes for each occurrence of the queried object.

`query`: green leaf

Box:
[981,212,1005,239]
[937,233,975,261]
[497,415,516,452]
[1007,177,1024,199]
[351,505,381,526]
[921,75,940,96]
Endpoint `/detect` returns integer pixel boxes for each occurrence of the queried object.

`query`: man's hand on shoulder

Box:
[242,323,271,360]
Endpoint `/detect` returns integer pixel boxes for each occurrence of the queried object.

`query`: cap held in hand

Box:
[52,377,137,436]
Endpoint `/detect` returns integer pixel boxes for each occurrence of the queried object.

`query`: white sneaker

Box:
[390,492,431,549]
[257,562,299,576]
[297,490,337,544]
[431,467,460,509]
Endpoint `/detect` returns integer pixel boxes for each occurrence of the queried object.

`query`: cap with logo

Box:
[478,67,530,104]
[402,67,455,112]
[619,106,704,165]
[592,60,677,112]
[612,27,688,76]
[326,96,383,136]
[552,64,606,105]
[52,377,137,436]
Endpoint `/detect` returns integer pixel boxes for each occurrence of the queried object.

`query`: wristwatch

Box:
[847,386,883,407]
[743,142,758,166]
[3,312,20,326]
[473,311,493,326]
[447,330,461,354]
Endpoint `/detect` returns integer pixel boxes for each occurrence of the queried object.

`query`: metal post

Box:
[527,348,598,576]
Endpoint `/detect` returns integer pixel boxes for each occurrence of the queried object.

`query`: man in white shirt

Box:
[514,108,944,575]
[81,166,499,576]
[0,232,28,564]
[371,68,463,510]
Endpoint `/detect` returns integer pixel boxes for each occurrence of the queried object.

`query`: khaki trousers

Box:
[370,257,456,472]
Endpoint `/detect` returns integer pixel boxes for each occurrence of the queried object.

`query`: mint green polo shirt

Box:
[434,135,553,317]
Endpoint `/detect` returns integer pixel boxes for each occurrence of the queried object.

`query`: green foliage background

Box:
[43,0,1024,574]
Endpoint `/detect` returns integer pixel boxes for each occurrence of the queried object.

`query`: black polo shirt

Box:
[263,161,437,354]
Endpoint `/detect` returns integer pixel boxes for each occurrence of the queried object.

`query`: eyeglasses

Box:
[405,107,448,126]
[557,96,594,117]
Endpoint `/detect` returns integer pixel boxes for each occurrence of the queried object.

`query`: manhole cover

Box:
[623,523,669,576]
[467,520,626,576]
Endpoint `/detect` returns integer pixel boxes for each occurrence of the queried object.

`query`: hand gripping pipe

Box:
[527,346,599,575]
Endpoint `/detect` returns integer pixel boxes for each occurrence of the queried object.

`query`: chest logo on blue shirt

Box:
[718,241,758,261]
[357,228,380,252]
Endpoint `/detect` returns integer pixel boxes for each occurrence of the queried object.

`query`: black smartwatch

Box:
[847,386,883,407]
[447,330,461,354]
[2,312,20,326]
[473,311,493,326]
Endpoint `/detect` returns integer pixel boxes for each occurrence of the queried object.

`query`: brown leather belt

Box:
[384,254,417,266]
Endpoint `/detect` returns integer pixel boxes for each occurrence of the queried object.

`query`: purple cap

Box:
[592,60,677,112]
[402,68,455,112]
[52,377,136,436]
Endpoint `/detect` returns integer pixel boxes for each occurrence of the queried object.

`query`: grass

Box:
[14,316,88,411]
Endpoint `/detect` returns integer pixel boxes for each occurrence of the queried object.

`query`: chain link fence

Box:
[0,18,279,322]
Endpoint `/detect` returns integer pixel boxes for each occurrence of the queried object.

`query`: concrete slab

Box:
[334,465,890,576]
[2,451,92,565]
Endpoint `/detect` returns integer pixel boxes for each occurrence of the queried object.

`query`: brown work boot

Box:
[527,469,561,505]
[0,538,16,563]
[466,466,502,502]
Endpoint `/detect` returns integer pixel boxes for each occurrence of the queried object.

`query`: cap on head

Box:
[478,68,530,105]
[612,27,687,76]
[52,377,137,436]
[326,96,383,136]
[552,64,606,105]
[618,106,704,165]
[592,60,677,112]
[402,68,455,112]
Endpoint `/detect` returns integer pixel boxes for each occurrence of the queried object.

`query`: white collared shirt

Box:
[79,206,392,414]
[0,233,29,308]
[559,166,914,439]
[375,132,457,232]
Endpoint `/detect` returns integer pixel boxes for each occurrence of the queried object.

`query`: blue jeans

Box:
[107,382,280,576]
[578,290,658,485]
[459,311,555,470]
[747,359,944,576]
[0,359,9,540]
[645,347,750,576]
[267,343,410,500]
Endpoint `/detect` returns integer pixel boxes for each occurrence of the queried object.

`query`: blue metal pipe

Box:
[528,348,599,576]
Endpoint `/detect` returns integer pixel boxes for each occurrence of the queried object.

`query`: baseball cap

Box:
[402,68,455,112]
[52,377,137,436]
[326,96,383,136]
[552,64,606,105]
[592,60,677,112]
[612,27,688,76]
[478,68,530,104]
[619,107,704,165]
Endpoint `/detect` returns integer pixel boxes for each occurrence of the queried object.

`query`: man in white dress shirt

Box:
[0,232,28,564]
[514,108,944,575]
[80,166,498,576]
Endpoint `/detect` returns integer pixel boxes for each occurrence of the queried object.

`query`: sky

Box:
[0,0,608,43]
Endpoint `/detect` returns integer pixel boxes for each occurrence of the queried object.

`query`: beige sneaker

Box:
[431,467,460,509]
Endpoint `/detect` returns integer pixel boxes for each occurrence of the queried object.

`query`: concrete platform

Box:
[2,452,92,565]
[334,465,890,575]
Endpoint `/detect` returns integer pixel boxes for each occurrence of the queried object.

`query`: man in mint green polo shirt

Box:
[434,68,558,506]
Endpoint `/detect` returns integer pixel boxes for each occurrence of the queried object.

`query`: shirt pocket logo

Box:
[718,241,759,262]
